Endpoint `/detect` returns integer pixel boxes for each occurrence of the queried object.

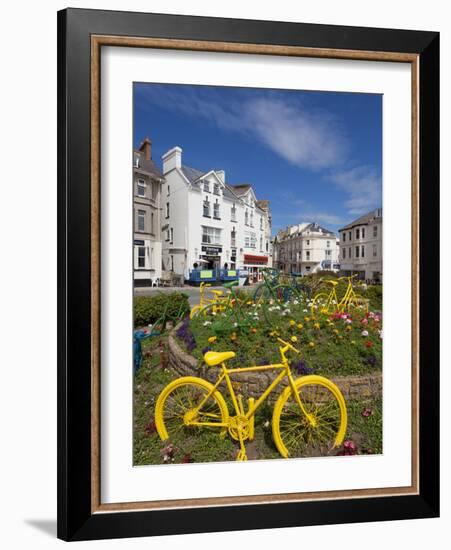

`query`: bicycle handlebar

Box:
[337,274,358,281]
[277,337,300,354]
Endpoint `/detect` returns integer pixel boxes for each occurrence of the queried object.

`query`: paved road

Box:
[134,284,256,306]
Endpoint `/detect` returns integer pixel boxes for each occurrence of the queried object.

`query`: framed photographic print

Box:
[57,8,439,541]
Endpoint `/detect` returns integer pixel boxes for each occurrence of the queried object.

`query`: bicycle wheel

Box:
[189,304,203,319]
[253,284,271,305]
[310,292,331,316]
[272,375,347,458]
[273,284,300,304]
[348,294,369,314]
[155,376,229,441]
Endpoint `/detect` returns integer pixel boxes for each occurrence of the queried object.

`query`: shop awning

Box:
[244,254,268,265]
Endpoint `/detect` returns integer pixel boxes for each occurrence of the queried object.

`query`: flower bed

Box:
[168,325,382,401]
[182,302,382,378]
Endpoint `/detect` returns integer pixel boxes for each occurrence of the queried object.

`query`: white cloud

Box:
[244,97,347,170]
[328,166,381,216]
[137,86,348,171]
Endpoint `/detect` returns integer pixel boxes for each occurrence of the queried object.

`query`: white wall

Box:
[0,1,448,550]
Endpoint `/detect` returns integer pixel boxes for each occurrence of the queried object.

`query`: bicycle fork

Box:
[288,372,317,428]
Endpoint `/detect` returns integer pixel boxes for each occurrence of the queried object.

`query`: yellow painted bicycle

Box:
[189,282,226,318]
[311,275,369,316]
[155,338,347,461]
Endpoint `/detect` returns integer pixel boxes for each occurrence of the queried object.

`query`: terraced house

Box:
[338,208,383,282]
[133,138,164,286]
[160,146,272,281]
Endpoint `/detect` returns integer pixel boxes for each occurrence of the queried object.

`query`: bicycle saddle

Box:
[204,350,236,366]
[325,280,339,286]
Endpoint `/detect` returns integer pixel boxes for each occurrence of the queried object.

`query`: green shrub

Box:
[134,292,189,327]
[364,285,382,311]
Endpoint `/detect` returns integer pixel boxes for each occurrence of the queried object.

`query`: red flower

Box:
[362,407,373,417]
[365,340,374,348]
[182,452,193,463]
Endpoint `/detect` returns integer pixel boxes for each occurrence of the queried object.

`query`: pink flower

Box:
[361,318,369,325]
[362,407,373,417]
[337,440,358,456]
[361,330,369,337]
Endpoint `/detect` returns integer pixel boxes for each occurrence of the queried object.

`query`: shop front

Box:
[200,245,222,270]
[243,254,269,283]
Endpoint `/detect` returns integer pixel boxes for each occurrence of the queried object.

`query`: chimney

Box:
[162,146,182,174]
[216,170,225,183]
[139,137,152,160]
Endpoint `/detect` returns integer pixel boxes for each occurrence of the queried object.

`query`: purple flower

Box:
[201,346,212,355]
[292,360,314,375]
[366,355,377,368]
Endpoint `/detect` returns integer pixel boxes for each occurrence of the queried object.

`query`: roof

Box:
[134,150,163,180]
[181,165,204,186]
[230,184,251,196]
[275,222,336,241]
[338,208,382,231]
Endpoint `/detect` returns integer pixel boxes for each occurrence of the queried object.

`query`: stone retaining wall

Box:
[168,328,382,402]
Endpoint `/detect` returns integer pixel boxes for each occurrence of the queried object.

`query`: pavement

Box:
[134,284,256,306]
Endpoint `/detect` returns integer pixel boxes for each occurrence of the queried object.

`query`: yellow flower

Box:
[297,323,303,330]
[289,319,296,326]
[345,325,352,332]
[313,322,320,330]
[230,332,237,342]
[269,330,279,337]
[291,336,298,343]
[208,336,217,343]
[333,329,339,335]
[351,340,356,345]
[305,316,311,322]
[309,341,315,348]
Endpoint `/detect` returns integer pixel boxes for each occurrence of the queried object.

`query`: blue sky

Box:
[134,83,382,235]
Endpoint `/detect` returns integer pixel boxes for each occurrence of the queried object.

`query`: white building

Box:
[338,208,383,282]
[161,146,272,282]
[273,222,339,275]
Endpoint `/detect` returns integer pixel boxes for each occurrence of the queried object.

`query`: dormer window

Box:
[245,210,249,226]
[203,180,210,192]
[250,211,254,227]
[213,183,220,195]
[231,204,237,222]
[134,154,140,168]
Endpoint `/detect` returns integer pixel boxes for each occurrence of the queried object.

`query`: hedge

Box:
[134,292,189,327]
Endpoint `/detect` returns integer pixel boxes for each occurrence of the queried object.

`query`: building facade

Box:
[338,208,383,282]
[133,138,164,286]
[160,146,272,281]
[273,223,339,275]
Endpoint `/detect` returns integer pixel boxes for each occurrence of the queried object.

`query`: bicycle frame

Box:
[187,346,311,427]
[321,276,359,313]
